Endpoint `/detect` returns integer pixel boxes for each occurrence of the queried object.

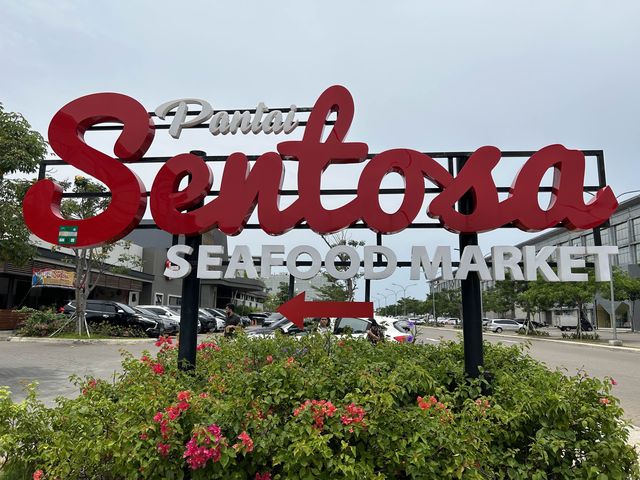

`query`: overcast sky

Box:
[3,1,640,305]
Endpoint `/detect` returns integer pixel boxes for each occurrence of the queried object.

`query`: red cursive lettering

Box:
[23,86,618,248]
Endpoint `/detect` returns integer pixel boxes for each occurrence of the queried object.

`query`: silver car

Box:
[486,319,522,333]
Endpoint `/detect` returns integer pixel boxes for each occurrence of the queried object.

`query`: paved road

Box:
[1,330,639,428]
[0,339,156,405]
[417,326,640,425]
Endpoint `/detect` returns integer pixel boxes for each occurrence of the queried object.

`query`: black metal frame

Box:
[36,109,609,377]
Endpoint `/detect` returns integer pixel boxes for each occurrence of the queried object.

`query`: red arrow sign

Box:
[277,292,374,328]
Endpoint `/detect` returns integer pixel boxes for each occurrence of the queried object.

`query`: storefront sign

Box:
[163,244,618,283]
[22,86,618,249]
[31,269,75,289]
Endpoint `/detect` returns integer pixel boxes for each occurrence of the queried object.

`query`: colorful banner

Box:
[31,269,75,289]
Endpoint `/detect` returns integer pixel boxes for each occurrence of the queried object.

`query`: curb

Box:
[5,336,156,345]
[430,327,640,353]
[483,331,640,353]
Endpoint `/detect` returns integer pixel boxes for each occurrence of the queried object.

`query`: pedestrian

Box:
[317,317,331,334]
[224,303,242,337]
[367,317,384,345]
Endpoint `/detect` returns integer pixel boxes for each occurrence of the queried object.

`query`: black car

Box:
[63,300,160,337]
[514,318,546,329]
[132,306,178,336]
[262,312,284,327]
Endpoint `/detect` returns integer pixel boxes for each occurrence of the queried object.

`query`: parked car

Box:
[514,318,546,329]
[482,318,491,327]
[198,308,224,332]
[442,317,460,326]
[486,319,522,333]
[63,300,159,337]
[132,306,179,336]
[553,315,593,332]
[333,316,412,343]
[246,317,310,338]
[138,305,202,333]
[262,312,285,327]
[248,312,270,325]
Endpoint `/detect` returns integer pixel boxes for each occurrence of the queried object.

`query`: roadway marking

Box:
[423,337,440,342]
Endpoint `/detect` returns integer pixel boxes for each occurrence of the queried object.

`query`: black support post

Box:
[457,156,484,378]
[288,274,295,299]
[178,233,201,371]
[177,151,206,372]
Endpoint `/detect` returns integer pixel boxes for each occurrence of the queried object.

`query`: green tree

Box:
[59,176,141,335]
[425,289,461,318]
[264,282,290,311]
[313,232,365,302]
[483,279,526,318]
[0,104,47,265]
[524,270,597,336]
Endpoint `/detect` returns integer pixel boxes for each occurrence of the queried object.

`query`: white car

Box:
[333,316,413,343]
[138,305,181,322]
[486,319,522,333]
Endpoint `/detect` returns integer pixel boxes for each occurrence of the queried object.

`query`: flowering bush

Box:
[0,334,638,479]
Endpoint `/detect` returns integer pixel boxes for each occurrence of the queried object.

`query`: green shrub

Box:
[15,307,147,338]
[0,335,637,479]
[15,307,70,337]
[517,329,551,337]
[562,332,601,341]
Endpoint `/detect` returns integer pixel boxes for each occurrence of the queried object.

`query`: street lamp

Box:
[377,293,391,313]
[392,283,416,316]
[385,288,401,317]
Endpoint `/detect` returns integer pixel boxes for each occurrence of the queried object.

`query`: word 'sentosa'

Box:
[23,86,617,248]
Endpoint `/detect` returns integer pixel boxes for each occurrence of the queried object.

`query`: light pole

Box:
[392,283,416,316]
[377,293,391,314]
[385,288,401,317]
[430,280,438,321]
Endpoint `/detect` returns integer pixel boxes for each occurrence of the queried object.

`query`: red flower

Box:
[177,390,191,402]
[157,442,171,457]
[155,335,174,347]
[234,431,254,452]
[139,433,148,440]
[151,363,165,375]
[255,473,272,480]
[153,412,164,423]
[611,378,618,386]
[199,392,209,398]
[266,355,273,364]
[33,470,44,480]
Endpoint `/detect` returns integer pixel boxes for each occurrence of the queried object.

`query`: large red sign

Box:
[23,86,618,248]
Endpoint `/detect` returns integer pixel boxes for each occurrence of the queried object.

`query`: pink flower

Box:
[266,355,273,364]
[255,473,272,480]
[199,392,209,398]
[153,412,164,423]
[157,442,171,457]
[33,470,44,480]
[600,397,611,405]
[611,378,618,386]
[139,432,148,440]
[177,390,191,402]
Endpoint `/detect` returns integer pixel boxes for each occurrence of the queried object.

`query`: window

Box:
[618,246,631,266]
[102,303,117,314]
[571,237,583,247]
[584,233,595,247]
[633,218,640,242]
[635,244,640,264]
[154,293,164,306]
[334,317,370,334]
[168,295,181,306]
[615,223,629,246]
[600,229,610,245]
